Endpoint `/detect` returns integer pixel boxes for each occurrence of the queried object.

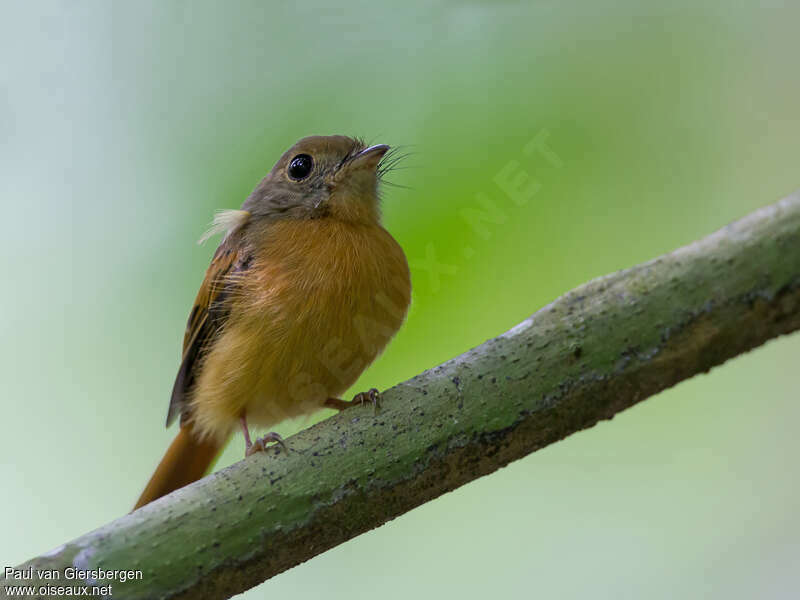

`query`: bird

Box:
[133,135,412,510]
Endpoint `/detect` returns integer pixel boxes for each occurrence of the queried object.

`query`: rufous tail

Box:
[133,424,221,510]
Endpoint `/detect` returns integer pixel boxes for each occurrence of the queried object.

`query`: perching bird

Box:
[134,135,411,510]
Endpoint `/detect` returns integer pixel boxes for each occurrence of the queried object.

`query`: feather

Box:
[167,228,252,428]
[198,209,251,245]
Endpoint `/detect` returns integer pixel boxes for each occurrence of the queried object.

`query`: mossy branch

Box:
[4,192,800,600]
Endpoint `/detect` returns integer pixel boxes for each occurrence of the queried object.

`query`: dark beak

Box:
[349,144,390,171]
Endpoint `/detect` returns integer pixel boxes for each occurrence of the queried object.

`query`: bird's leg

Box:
[240,414,254,448]
[240,413,287,457]
[324,388,381,414]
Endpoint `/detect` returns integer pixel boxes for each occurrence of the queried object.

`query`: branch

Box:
[4,192,800,600]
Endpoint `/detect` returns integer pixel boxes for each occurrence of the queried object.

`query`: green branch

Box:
[4,192,800,600]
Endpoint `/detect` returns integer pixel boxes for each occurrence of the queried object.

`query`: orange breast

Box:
[189,218,411,442]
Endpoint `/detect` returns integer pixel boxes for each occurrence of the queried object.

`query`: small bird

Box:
[134,135,411,510]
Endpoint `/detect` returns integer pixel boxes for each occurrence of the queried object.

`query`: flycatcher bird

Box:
[134,135,411,510]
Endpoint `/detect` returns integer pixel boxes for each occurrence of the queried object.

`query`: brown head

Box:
[242,135,390,224]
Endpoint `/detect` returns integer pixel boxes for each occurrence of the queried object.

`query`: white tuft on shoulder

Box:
[198,209,251,245]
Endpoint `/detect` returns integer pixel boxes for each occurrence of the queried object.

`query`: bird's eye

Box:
[287,154,313,180]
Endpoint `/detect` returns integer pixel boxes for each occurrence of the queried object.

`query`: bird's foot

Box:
[324,388,380,414]
[245,432,287,457]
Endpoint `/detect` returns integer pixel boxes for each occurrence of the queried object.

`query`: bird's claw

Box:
[323,388,381,414]
[245,432,287,457]
[353,387,380,413]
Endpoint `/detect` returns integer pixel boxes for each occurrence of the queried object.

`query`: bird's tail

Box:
[133,424,222,510]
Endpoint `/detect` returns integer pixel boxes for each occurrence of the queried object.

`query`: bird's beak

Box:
[348,144,390,171]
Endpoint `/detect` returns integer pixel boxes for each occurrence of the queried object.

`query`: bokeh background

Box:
[2,1,799,598]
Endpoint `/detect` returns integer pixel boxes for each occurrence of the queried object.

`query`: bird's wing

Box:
[166,230,252,427]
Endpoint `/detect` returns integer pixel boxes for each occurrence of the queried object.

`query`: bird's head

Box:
[243,135,390,224]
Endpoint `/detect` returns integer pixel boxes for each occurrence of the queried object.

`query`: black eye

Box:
[288,154,313,180]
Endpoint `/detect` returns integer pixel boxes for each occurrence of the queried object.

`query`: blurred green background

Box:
[2,1,799,598]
